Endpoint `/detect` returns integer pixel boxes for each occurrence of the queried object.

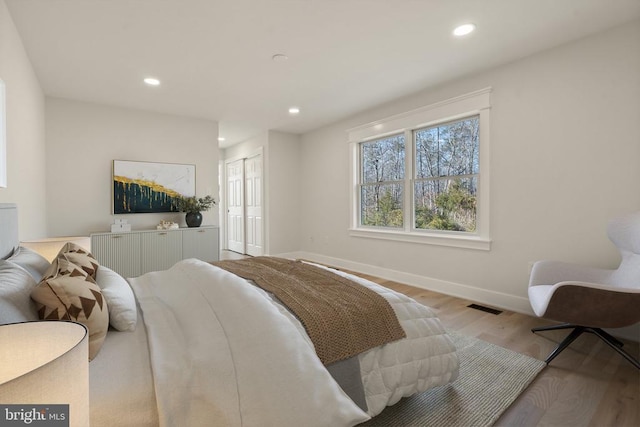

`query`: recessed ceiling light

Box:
[453,23,476,37]
[218,137,225,142]
[143,77,160,86]
[288,107,300,115]
[272,54,289,61]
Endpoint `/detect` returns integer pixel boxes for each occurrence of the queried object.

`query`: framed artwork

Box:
[113,160,195,214]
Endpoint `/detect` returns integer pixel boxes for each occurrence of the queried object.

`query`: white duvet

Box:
[128,258,458,427]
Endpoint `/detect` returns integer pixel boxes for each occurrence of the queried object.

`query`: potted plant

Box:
[177,195,216,227]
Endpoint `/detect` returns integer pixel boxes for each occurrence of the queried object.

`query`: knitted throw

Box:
[212,257,406,365]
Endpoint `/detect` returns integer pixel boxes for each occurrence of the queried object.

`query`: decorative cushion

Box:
[0,260,40,324]
[95,266,137,332]
[7,246,51,282]
[55,242,99,279]
[31,257,109,360]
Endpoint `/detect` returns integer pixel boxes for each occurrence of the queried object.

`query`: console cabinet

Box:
[91,226,219,278]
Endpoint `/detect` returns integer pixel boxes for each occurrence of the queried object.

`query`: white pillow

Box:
[95,266,137,332]
[0,260,40,324]
[7,246,51,282]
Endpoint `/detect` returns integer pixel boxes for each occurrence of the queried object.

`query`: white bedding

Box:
[325,266,459,415]
[130,259,369,427]
[90,258,459,427]
[89,310,158,427]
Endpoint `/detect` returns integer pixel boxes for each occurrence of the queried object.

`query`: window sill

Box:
[349,228,491,251]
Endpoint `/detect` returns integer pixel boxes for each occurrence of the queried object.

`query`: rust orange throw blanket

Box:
[212,257,406,365]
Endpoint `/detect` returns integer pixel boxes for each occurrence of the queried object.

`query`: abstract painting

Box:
[113,160,195,214]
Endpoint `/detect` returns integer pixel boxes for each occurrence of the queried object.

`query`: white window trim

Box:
[348,88,492,251]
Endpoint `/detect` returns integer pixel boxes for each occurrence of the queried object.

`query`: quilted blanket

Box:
[323,265,460,415]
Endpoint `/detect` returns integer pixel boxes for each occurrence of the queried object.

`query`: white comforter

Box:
[129,258,458,426]
[324,266,459,415]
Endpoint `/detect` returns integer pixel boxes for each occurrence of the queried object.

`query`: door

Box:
[226,159,244,253]
[244,154,263,256]
[225,153,264,256]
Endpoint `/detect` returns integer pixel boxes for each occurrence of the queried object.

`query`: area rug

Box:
[359,332,546,426]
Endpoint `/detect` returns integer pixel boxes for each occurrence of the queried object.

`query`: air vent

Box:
[467,304,502,315]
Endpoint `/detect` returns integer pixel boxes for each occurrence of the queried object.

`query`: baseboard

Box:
[277,251,534,315]
[276,251,639,343]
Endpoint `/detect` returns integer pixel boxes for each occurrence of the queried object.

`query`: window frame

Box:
[358,133,406,229]
[348,88,491,251]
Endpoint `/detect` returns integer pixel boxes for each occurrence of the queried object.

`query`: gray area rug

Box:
[359,332,546,426]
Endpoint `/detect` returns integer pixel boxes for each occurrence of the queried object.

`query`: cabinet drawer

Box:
[91,233,141,278]
[182,227,219,262]
[140,230,182,274]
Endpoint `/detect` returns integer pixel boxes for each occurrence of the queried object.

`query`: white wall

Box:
[267,130,300,255]
[223,133,267,161]
[0,0,47,240]
[45,98,219,236]
[297,21,640,316]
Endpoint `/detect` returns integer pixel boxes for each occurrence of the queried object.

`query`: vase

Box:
[185,212,203,228]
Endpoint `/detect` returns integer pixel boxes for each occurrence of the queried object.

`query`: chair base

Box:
[532,323,640,369]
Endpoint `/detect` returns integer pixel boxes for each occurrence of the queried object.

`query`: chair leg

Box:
[589,328,640,369]
[531,323,576,333]
[533,324,640,369]
[586,327,624,347]
[540,326,586,365]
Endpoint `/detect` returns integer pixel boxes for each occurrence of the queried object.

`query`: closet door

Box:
[226,159,245,253]
[245,154,263,256]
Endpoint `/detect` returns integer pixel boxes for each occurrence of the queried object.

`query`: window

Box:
[414,117,478,232]
[360,134,405,228]
[349,88,491,250]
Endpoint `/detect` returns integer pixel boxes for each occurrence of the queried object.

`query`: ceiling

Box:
[6,0,640,147]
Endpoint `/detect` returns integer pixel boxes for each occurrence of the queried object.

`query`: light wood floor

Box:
[350,271,640,427]
[220,251,640,426]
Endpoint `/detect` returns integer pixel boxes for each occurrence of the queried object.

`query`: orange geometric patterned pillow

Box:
[56,242,99,279]
[31,257,109,360]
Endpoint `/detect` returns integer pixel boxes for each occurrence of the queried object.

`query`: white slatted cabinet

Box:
[91,226,219,278]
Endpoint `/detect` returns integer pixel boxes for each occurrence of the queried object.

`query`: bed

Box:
[0,203,459,426]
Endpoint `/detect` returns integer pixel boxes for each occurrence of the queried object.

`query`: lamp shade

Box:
[0,321,89,427]
[20,237,91,263]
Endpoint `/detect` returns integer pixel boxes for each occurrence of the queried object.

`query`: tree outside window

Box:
[360,134,405,228]
[414,117,479,232]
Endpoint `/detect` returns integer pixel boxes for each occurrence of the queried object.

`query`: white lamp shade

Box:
[0,321,89,427]
[20,237,91,263]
